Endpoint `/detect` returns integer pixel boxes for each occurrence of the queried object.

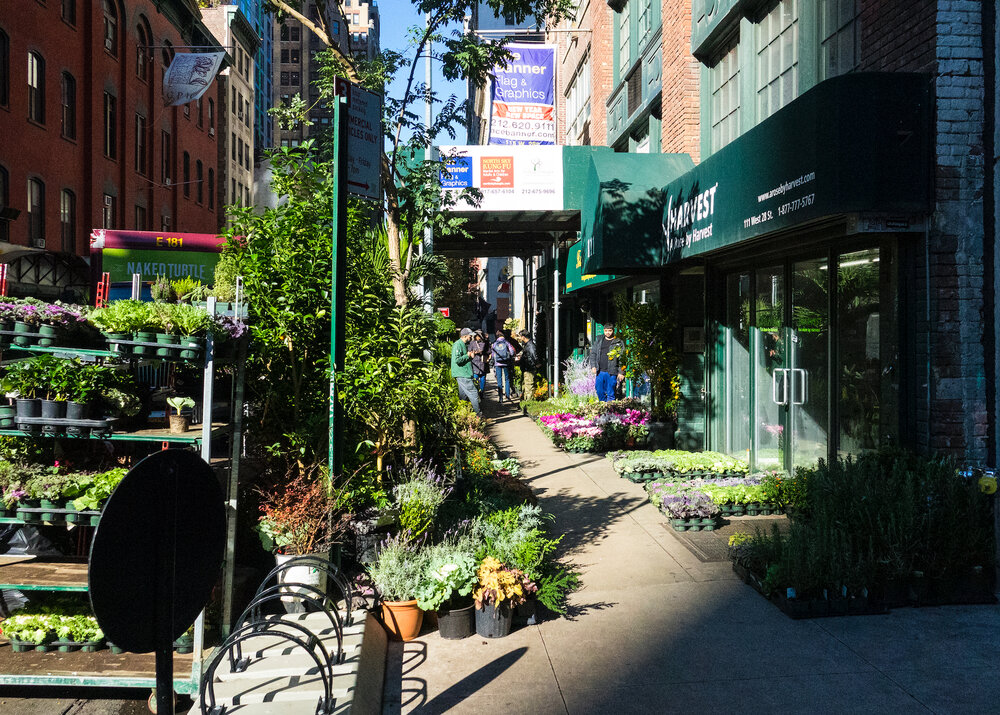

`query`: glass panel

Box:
[790,257,829,468]
[725,273,751,460]
[837,248,882,455]
[754,267,784,469]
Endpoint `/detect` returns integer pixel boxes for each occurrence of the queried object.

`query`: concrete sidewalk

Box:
[382,402,1000,714]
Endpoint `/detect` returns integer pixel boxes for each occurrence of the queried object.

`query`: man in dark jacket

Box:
[590,323,625,402]
[491,330,516,403]
[514,330,540,401]
[451,328,480,415]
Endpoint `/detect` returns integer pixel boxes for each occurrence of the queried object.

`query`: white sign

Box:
[336,80,382,201]
[438,145,564,212]
[163,52,225,107]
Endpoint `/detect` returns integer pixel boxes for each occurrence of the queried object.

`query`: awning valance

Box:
[565,239,618,292]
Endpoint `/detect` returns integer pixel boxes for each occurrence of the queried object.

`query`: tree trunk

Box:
[386,210,409,308]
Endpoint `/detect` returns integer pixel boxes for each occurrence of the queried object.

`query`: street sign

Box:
[439,307,451,318]
[334,78,382,201]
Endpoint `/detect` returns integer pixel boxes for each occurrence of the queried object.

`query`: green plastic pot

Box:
[155,332,179,358]
[0,404,14,429]
[13,321,37,346]
[37,324,59,347]
[178,336,204,361]
[103,331,132,358]
[132,330,156,356]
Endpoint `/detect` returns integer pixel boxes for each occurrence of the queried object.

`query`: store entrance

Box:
[713,245,892,472]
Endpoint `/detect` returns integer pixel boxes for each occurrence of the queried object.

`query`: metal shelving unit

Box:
[0,299,247,696]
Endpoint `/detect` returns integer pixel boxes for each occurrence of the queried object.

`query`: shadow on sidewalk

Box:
[398,647,528,714]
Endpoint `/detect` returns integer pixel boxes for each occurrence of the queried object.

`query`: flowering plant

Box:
[415,540,478,611]
[660,491,719,519]
[473,556,532,610]
[562,355,596,398]
[256,470,351,555]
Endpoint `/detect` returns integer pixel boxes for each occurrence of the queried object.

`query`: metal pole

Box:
[423,14,434,311]
[553,243,560,397]
[329,96,348,479]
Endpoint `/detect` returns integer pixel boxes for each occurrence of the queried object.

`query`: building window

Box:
[182,151,190,197]
[820,0,859,81]
[290,49,300,64]
[637,0,652,46]
[290,72,300,85]
[61,72,76,140]
[207,98,215,132]
[231,132,236,161]
[231,178,236,203]
[617,6,630,75]
[103,92,117,158]
[161,130,171,183]
[196,160,203,204]
[0,31,8,108]
[290,25,300,41]
[711,39,740,152]
[135,114,147,175]
[62,0,76,26]
[280,71,289,85]
[184,103,190,118]
[0,165,9,242]
[756,0,799,122]
[136,23,149,81]
[565,54,591,146]
[237,140,243,168]
[135,204,146,230]
[280,49,289,63]
[102,193,115,229]
[197,97,203,127]
[161,41,174,83]
[160,214,170,231]
[28,51,45,123]
[60,189,75,253]
[27,178,45,248]
[208,168,214,210]
[102,0,118,56]
[280,24,289,41]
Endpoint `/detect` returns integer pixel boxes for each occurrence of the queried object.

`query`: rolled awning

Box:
[580,152,694,275]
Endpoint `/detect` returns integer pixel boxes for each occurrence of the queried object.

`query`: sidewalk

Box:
[382,400,1000,714]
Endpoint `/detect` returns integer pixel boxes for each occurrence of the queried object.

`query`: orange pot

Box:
[381,599,424,641]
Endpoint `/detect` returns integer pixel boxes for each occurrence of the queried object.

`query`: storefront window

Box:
[632,280,659,304]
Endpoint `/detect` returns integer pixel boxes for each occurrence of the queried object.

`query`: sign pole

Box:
[329,95,348,481]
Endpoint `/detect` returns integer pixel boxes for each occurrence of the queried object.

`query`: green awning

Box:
[565,239,617,292]
[580,152,695,275]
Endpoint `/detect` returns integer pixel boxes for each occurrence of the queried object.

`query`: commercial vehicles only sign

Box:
[335,79,382,201]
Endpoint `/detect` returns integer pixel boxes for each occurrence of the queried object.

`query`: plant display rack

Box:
[0,298,246,698]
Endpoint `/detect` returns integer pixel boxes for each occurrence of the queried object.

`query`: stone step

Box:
[215,645,362,682]
[212,696,351,714]
[208,669,356,706]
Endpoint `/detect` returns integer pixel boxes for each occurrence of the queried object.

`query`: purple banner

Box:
[90,229,225,253]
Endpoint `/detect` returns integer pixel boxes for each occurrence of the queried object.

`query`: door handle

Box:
[772,368,788,406]
[791,368,807,405]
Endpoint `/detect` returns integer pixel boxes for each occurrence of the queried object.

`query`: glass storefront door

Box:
[788,257,829,468]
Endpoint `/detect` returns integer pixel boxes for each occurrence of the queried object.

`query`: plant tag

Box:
[786,587,796,599]
[842,585,847,597]
[822,589,828,600]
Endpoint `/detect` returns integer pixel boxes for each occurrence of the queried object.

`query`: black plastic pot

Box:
[15,398,41,432]
[475,603,513,638]
[41,399,66,435]
[65,401,91,437]
[437,604,474,640]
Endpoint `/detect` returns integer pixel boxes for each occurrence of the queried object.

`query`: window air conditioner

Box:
[209,127,215,137]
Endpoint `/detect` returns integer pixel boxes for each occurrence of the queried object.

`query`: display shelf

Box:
[0,423,231,444]
[0,343,118,359]
[0,557,88,592]
[0,646,200,692]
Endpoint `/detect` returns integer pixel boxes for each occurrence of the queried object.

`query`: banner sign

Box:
[90,230,225,285]
[489,44,556,146]
[439,145,563,211]
[90,229,225,252]
[565,240,616,293]
[163,52,225,107]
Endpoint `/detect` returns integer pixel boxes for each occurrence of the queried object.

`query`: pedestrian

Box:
[491,329,516,403]
[514,329,540,402]
[451,327,481,416]
[470,330,488,395]
[590,323,625,402]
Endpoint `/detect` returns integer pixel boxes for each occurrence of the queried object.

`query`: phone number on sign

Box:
[492,119,552,131]
[777,193,816,217]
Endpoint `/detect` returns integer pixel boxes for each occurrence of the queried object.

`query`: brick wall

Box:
[551,2,613,147]
[660,0,700,160]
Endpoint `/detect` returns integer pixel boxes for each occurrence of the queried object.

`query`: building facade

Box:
[203,5,260,219]
[0,0,224,297]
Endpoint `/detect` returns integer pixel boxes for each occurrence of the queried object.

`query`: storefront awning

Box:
[661,72,932,265]
[565,239,618,292]
[580,152,694,275]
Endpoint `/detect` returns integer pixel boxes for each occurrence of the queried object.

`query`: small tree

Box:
[613,296,680,422]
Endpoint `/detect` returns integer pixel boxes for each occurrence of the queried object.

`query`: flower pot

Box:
[155,332,179,358]
[65,401,90,437]
[39,498,61,522]
[13,321,37,346]
[64,500,81,524]
[168,414,190,434]
[108,642,125,655]
[16,398,41,420]
[0,319,11,348]
[179,336,204,361]
[41,399,66,420]
[173,634,194,654]
[275,552,329,613]
[8,637,33,654]
[132,330,156,356]
[513,598,538,627]
[0,404,14,429]
[103,331,132,358]
[475,603,513,638]
[436,603,474,640]
[381,599,424,642]
[37,324,59,348]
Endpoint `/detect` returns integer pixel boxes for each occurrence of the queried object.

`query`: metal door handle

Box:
[791,368,807,405]
[772,369,788,405]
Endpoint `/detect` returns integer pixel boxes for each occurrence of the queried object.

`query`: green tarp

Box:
[565,239,617,292]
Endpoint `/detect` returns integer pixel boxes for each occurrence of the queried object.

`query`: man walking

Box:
[514,330,540,401]
[451,328,481,415]
[590,323,625,402]
[470,330,488,396]
[491,329,516,403]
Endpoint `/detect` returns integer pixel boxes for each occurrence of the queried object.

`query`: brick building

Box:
[540,0,995,467]
[0,0,224,296]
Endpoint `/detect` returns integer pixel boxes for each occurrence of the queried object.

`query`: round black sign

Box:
[88,449,226,653]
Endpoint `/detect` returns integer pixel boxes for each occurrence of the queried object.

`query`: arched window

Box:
[136,22,150,81]
[28,51,45,123]
[61,72,76,139]
[195,160,203,204]
[0,165,9,242]
[207,168,214,210]
[60,189,75,253]
[102,0,118,56]
[0,30,9,108]
[27,178,45,248]
[161,41,174,81]
[61,0,76,26]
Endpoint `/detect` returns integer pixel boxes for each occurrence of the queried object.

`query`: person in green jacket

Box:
[451,328,481,416]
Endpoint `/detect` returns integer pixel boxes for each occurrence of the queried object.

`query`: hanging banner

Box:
[489,44,556,146]
[163,52,225,106]
[89,229,225,291]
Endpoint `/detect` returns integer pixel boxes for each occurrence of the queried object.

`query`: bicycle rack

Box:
[254,555,365,622]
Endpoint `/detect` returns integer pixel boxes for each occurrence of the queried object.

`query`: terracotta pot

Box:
[381,598,423,641]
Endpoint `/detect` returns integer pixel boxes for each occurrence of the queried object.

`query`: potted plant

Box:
[37,303,87,348]
[171,303,211,360]
[472,556,531,638]
[367,535,430,641]
[4,359,42,432]
[71,467,128,524]
[12,300,45,347]
[171,277,202,304]
[89,301,140,357]
[415,541,478,640]
[0,301,18,347]
[394,469,450,541]
[256,470,351,612]
[166,396,195,434]
[130,301,158,356]
[150,303,180,358]
[36,356,71,432]
[150,274,176,303]
[54,614,105,653]
[0,614,53,653]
